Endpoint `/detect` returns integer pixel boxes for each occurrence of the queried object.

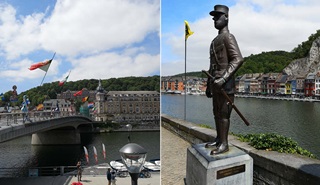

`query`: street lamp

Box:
[119,143,147,185]
[126,124,132,142]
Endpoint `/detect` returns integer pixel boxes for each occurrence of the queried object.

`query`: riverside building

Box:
[57,80,160,125]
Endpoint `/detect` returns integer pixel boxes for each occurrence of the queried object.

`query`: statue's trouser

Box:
[211,118,230,154]
[206,91,234,155]
[205,118,220,147]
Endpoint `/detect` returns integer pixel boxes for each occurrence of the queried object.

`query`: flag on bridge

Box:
[82,96,88,102]
[73,89,83,97]
[0,93,4,101]
[36,104,44,111]
[59,71,71,86]
[29,59,52,71]
[29,52,56,86]
[88,102,94,109]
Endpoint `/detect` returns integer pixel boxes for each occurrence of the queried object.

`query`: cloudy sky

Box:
[0,0,160,94]
[161,0,320,76]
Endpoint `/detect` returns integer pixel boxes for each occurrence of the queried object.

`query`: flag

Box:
[29,59,52,71]
[0,93,4,101]
[83,146,89,164]
[102,143,106,159]
[59,73,70,86]
[36,104,44,111]
[93,146,98,163]
[88,102,94,109]
[185,20,194,40]
[82,96,88,102]
[73,89,83,97]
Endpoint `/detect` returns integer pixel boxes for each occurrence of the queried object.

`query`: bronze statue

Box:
[205,5,244,155]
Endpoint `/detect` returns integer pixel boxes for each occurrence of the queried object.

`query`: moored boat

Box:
[109,160,127,172]
[143,161,160,171]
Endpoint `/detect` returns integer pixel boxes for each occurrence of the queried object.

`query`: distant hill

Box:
[172,30,320,77]
[173,71,206,78]
[0,75,160,107]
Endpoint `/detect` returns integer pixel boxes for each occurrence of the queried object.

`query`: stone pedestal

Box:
[186,143,253,185]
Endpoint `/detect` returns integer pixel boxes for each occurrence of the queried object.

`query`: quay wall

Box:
[161,114,320,185]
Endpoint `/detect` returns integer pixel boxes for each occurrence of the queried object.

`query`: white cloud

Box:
[0,0,160,93]
[162,1,320,76]
[0,4,43,59]
[39,0,160,57]
[63,51,160,81]
[0,0,160,59]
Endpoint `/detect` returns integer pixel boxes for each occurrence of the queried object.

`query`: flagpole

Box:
[184,21,193,121]
[40,52,56,86]
[39,71,48,86]
[184,37,187,120]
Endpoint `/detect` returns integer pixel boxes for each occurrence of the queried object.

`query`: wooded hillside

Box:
[0,75,160,107]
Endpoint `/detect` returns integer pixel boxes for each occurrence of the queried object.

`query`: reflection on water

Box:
[0,131,159,173]
[162,94,320,158]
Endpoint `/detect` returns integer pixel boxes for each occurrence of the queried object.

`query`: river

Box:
[161,94,320,158]
[0,131,159,176]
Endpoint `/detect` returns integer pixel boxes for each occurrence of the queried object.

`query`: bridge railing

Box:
[0,111,79,127]
[0,166,78,178]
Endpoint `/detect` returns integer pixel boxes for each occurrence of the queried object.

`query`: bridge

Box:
[0,112,93,145]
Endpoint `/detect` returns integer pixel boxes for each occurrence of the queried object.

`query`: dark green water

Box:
[161,94,320,158]
[0,132,159,171]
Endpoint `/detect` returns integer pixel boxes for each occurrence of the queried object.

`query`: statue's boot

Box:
[205,118,220,148]
[211,119,229,155]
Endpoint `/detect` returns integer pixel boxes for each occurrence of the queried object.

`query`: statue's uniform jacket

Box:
[209,28,244,95]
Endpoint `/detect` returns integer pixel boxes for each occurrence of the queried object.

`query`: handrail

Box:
[0,166,78,178]
[0,111,93,127]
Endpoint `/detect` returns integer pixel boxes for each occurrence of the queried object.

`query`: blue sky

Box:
[0,0,160,94]
[161,0,320,76]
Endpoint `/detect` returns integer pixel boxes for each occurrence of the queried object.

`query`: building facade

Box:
[95,90,160,124]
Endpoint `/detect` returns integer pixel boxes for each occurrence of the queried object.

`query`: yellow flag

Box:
[36,104,44,111]
[82,96,89,103]
[185,20,194,40]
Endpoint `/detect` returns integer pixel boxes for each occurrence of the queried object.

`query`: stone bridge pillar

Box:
[31,129,81,145]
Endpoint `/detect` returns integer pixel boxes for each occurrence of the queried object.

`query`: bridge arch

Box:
[0,115,93,145]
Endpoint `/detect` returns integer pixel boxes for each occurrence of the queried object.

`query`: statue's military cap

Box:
[209,5,229,16]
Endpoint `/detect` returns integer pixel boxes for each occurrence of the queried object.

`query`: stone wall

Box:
[161,114,320,185]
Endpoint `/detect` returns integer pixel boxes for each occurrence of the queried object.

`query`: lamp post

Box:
[119,143,147,185]
[126,124,132,142]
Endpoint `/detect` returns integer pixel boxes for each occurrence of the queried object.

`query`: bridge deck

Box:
[0,113,92,143]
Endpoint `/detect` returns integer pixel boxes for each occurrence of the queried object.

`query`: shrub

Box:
[234,133,315,158]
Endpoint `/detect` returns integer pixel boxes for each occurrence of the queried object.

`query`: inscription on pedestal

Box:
[217,164,245,179]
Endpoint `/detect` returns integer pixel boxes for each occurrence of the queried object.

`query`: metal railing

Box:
[0,166,78,178]
[0,111,78,127]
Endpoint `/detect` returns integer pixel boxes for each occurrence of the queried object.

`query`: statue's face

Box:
[213,13,227,30]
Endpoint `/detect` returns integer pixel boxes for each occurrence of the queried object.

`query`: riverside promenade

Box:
[0,172,160,185]
[161,126,191,185]
[161,114,320,185]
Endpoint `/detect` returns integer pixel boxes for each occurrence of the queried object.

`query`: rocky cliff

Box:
[283,37,320,77]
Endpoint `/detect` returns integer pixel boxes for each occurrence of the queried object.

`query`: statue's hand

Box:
[214,78,226,88]
[206,78,213,98]
[206,87,212,98]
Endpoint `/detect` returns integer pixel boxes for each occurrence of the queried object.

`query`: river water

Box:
[0,131,159,176]
[161,94,320,158]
